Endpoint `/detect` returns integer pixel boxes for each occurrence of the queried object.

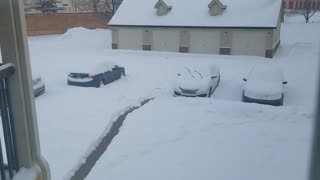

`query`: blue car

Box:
[67,62,125,88]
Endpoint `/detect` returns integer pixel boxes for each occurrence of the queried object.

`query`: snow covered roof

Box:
[109,0,282,28]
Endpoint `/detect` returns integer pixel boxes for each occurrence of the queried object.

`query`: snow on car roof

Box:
[109,0,282,28]
[248,63,284,82]
[69,62,117,74]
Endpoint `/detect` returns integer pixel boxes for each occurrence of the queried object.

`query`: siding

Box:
[231,30,266,56]
[112,27,275,58]
[118,28,142,50]
[273,14,281,47]
[152,29,179,52]
[189,30,220,54]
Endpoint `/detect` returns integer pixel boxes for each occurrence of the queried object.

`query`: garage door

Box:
[118,29,142,50]
[190,30,220,54]
[153,30,179,52]
[232,31,266,57]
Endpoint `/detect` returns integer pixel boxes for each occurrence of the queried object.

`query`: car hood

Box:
[244,81,284,100]
[175,76,210,90]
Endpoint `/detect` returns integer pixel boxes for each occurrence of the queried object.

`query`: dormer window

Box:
[208,0,226,16]
[154,0,172,16]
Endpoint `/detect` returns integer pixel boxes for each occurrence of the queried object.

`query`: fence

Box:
[25,12,108,36]
[0,64,19,180]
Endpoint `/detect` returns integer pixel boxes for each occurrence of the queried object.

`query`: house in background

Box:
[283,0,320,10]
[24,0,77,13]
[109,0,283,58]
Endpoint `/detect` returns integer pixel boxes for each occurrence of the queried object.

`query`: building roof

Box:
[109,0,282,29]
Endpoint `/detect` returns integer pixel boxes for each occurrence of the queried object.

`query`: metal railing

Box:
[0,63,19,180]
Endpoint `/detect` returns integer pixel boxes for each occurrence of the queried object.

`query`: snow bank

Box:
[87,98,313,180]
[25,13,319,180]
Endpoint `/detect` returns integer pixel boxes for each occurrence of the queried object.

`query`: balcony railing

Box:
[0,63,19,180]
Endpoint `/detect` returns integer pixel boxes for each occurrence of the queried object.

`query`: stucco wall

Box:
[273,14,281,48]
[231,29,268,57]
[111,26,278,58]
[25,13,108,36]
[118,28,142,50]
[189,29,220,54]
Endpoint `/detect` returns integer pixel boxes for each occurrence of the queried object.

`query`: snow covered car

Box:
[67,62,125,88]
[173,65,220,98]
[242,64,287,106]
[33,75,45,97]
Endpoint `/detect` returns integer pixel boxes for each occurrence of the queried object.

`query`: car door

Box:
[104,71,113,84]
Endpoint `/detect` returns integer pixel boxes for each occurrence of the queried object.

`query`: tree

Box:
[287,0,320,23]
[77,0,123,18]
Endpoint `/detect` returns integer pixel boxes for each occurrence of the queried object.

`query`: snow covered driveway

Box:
[25,14,320,180]
[86,98,313,180]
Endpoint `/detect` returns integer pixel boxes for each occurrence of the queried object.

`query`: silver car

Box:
[173,65,220,98]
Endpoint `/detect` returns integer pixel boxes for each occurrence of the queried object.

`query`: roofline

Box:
[108,24,277,29]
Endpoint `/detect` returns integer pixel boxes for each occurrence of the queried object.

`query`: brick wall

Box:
[25,13,108,36]
[283,0,320,9]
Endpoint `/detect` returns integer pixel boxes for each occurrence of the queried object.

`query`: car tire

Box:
[208,87,212,98]
[95,80,103,88]
[279,94,284,106]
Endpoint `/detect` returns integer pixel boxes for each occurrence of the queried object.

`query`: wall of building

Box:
[273,14,281,48]
[112,27,277,58]
[25,13,108,36]
[283,0,320,9]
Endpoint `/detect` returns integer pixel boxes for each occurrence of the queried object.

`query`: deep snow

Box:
[86,98,313,180]
[23,13,320,179]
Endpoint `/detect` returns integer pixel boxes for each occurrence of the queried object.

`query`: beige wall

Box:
[189,29,220,54]
[152,29,180,52]
[118,28,142,50]
[112,26,279,58]
[273,13,281,48]
[231,29,268,56]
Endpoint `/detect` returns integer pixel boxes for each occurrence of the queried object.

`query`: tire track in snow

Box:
[70,98,154,180]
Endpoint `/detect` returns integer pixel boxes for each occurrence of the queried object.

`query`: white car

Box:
[32,74,45,97]
[173,65,220,98]
[242,64,287,106]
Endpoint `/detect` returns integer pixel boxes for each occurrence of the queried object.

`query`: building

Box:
[24,0,78,13]
[283,0,320,9]
[109,0,283,58]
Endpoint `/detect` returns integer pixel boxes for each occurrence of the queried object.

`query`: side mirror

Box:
[177,73,181,76]
[283,81,288,85]
[243,78,247,82]
[211,76,217,79]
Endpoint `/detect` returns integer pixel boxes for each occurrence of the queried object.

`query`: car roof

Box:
[69,62,117,74]
[248,64,284,82]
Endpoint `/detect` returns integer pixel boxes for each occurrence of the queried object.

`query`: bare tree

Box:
[77,0,123,18]
[287,0,320,23]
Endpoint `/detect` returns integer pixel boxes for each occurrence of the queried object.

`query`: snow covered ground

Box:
[25,14,320,179]
[86,98,313,180]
